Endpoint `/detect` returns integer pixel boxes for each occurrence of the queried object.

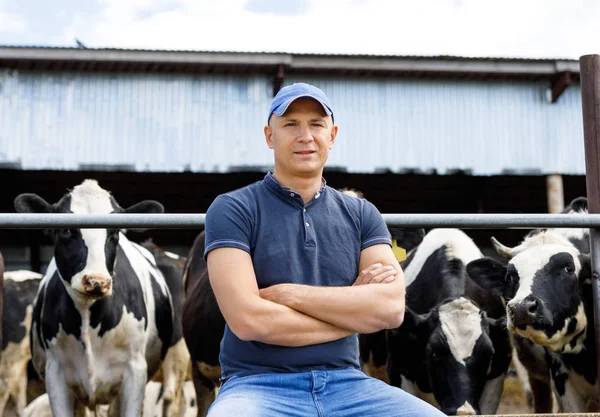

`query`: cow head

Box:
[467,230,590,354]
[14,179,164,301]
[389,297,501,415]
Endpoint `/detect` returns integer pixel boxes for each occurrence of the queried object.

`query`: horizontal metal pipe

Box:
[0,213,597,229]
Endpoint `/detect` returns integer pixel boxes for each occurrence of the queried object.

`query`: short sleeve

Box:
[360,200,392,251]
[204,194,253,260]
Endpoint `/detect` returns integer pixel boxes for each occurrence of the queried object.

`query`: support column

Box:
[546,174,564,213]
[579,54,600,386]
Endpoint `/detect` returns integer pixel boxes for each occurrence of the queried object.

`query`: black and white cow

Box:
[14,179,175,416]
[140,240,192,417]
[386,229,512,415]
[359,227,425,383]
[181,231,223,417]
[467,197,598,412]
[1,269,43,417]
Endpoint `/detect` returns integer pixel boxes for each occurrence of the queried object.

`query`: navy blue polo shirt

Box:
[204,172,391,379]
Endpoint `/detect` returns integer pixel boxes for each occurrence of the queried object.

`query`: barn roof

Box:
[0,46,580,83]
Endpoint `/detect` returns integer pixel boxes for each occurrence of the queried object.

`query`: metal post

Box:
[579,54,600,385]
[0,251,4,358]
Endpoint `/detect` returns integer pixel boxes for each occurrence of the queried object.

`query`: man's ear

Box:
[264,125,274,149]
[329,124,338,149]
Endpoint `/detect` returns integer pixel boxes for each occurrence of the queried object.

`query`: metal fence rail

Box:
[0,212,598,229]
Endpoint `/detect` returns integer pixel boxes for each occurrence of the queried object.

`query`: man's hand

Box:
[259,283,308,307]
[353,263,397,286]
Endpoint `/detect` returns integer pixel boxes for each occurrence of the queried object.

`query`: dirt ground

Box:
[496,373,531,415]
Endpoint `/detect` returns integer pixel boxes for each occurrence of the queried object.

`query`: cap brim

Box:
[272,94,333,118]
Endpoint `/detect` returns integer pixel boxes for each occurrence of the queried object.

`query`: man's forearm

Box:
[261,282,404,334]
[239,298,354,346]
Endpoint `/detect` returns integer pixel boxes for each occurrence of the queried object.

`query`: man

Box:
[204,83,445,416]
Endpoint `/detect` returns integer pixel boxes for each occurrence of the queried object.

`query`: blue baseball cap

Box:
[268,83,334,123]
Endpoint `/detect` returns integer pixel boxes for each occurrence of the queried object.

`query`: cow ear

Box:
[124,200,165,214]
[388,228,425,253]
[14,194,53,214]
[393,307,431,336]
[466,258,508,297]
[564,197,588,214]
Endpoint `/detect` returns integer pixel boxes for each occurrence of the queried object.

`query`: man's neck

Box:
[272,171,323,204]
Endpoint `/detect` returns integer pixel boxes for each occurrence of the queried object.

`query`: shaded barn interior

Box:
[0,168,587,273]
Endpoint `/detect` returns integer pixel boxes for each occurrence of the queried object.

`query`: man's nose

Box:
[297,124,314,141]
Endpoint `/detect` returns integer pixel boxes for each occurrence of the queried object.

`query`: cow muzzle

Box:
[82,274,112,297]
[507,297,544,328]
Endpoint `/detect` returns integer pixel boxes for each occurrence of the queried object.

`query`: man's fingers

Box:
[355,263,382,285]
[368,268,397,284]
[359,263,382,276]
[355,264,396,285]
[355,263,381,285]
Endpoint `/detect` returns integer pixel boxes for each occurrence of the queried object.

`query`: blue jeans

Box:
[207,368,446,417]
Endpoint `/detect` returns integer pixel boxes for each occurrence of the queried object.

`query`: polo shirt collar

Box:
[263,172,327,200]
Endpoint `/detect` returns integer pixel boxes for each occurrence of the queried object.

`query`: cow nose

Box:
[508,298,539,327]
[82,274,112,296]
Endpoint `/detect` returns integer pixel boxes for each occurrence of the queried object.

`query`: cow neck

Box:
[79,308,99,402]
[547,283,596,355]
[548,300,589,355]
[553,281,595,355]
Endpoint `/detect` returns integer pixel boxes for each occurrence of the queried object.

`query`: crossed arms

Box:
[207,243,405,347]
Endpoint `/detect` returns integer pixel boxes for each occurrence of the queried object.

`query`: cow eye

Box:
[564,264,575,274]
[59,229,72,239]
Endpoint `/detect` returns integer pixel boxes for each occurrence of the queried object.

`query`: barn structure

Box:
[0,46,588,272]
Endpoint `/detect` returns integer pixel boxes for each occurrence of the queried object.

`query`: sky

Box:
[0,0,598,59]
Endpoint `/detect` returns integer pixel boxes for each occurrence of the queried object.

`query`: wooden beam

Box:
[0,251,3,357]
[546,174,564,213]
[579,54,600,389]
[273,64,285,96]
[551,71,573,103]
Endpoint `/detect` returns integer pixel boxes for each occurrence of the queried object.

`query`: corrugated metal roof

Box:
[0,46,580,81]
[0,44,578,61]
[0,69,585,176]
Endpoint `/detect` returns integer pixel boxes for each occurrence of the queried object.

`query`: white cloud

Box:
[0,12,26,34]
[3,0,600,59]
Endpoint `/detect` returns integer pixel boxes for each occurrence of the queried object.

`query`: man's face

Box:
[265,98,338,179]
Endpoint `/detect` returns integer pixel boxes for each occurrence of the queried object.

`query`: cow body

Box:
[1,270,42,416]
[15,179,174,416]
[141,240,192,417]
[182,231,224,417]
[467,197,598,412]
[387,229,511,415]
[359,227,425,383]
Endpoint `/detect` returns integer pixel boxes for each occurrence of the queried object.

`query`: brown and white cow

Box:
[1,270,43,417]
